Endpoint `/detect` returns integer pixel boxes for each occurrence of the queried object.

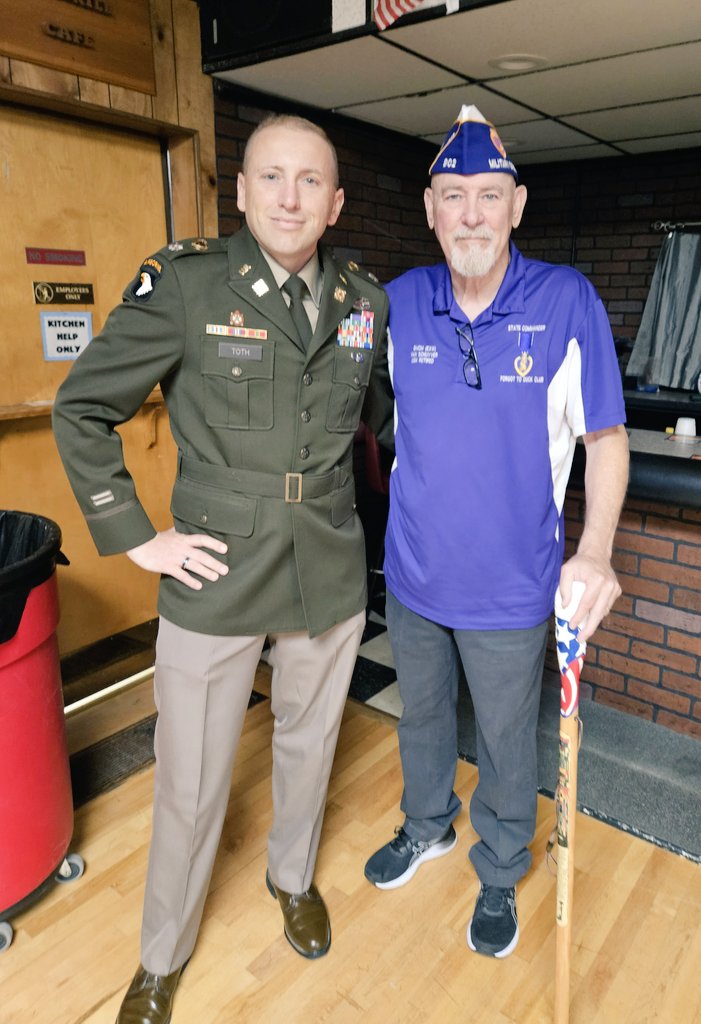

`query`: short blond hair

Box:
[242,114,339,187]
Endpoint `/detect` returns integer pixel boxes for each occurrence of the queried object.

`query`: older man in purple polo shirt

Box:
[364,105,629,958]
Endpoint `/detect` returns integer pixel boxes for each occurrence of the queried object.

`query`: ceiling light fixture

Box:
[488,54,547,72]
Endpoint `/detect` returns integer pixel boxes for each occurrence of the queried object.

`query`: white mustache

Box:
[453,229,494,241]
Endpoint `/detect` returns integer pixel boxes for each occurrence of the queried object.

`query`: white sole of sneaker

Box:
[466,919,520,958]
[373,830,458,891]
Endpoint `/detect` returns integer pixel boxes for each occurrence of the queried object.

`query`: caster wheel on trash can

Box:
[0,921,13,952]
[54,853,85,884]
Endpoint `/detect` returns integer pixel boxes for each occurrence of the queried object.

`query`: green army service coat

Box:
[52,227,393,638]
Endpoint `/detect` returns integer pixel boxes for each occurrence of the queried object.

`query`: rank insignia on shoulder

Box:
[334,286,346,302]
[230,310,244,326]
[191,238,208,252]
[168,241,184,252]
[131,257,162,302]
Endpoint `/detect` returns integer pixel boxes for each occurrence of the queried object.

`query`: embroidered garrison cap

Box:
[428,104,518,181]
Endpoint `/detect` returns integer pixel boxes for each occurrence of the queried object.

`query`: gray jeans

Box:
[386,589,548,888]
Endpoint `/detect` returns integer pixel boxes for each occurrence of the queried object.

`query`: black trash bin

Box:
[0,511,83,952]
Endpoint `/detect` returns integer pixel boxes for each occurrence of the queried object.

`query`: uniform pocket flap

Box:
[172,477,257,537]
[331,482,356,527]
[331,347,372,389]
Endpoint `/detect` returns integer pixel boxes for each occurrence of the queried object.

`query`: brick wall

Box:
[214,86,443,280]
[516,151,701,341]
[543,491,701,740]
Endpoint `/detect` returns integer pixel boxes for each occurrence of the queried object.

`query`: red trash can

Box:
[0,511,81,952]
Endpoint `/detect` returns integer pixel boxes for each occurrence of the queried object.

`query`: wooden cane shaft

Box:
[554,709,580,1024]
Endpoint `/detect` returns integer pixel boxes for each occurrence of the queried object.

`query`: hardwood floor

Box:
[2,665,700,1024]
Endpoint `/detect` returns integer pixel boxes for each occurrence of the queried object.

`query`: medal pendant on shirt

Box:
[514,331,534,377]
[515,351,533,377]
[337,310,374,349]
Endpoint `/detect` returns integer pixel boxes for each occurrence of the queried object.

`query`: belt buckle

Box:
[285,472,303,503]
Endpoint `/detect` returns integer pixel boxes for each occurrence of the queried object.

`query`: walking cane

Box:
[553,581,587,1024]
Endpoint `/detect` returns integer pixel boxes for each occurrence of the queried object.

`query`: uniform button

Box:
[303,372,313,386]
[200,513,208,524]
[301,410,311,423]
[353,375,361,386]
[299,447,310,459]
[232,366,243,377]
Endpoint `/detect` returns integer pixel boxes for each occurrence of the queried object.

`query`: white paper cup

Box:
[675,417,697,437]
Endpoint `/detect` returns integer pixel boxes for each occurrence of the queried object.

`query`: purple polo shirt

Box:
[384,243,626,630]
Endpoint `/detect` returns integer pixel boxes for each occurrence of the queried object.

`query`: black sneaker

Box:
[467,884,519,958]
[364,825,457,890]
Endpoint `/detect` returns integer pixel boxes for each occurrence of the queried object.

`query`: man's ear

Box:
[237,172,246,213]
[512,184,527,229]
[423,186,435,231]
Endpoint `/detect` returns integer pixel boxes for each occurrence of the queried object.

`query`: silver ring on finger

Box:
[181,556,190,570]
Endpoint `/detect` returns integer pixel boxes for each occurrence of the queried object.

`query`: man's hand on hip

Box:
[127,527,229,591]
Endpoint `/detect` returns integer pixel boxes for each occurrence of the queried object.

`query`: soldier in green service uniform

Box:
[53,114,393,1024]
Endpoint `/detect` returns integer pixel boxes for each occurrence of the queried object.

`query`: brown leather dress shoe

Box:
[115,963,184,1024]
[266,870,331,958]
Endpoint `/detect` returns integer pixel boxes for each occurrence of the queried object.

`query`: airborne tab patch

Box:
[131,257,162,302]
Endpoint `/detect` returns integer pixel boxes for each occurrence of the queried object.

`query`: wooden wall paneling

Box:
[0,0,156,95]
[78,77,110,107]
[0,106,177,653]
[150,0,179,125]
[108,84,153,118]
[0,409,177,654]
[9,58,79,100]
[0,106,168,407]
[169,134,201,238]
[0,0,218,655]
[172,0,217,234]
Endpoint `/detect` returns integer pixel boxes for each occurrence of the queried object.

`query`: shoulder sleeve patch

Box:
[130,256,163,302]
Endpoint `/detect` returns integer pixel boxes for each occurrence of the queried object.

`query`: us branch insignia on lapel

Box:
[334,286,346,302]
[337,310,374,349]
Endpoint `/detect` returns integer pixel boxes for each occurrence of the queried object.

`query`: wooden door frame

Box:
[0,82,203,241]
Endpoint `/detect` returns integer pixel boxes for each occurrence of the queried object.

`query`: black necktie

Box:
[283,274,313,349]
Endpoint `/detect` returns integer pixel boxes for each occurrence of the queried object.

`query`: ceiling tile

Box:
[618,131,701,154]
[388,0,701,80]
[496,117,601,150]
[341,83,539,136]
[213,37,462,109]
[564,96,701,140]
[518,144,622,164]
[492,42,701,115]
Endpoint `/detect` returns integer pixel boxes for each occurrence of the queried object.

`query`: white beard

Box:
[449,232,497,278]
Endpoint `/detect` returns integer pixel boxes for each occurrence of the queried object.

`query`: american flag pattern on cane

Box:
[554,581,587,718]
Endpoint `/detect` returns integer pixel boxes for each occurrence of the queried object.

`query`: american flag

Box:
[373,0,425,31]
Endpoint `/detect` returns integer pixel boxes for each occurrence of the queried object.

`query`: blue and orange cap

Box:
[429,105,518,181]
